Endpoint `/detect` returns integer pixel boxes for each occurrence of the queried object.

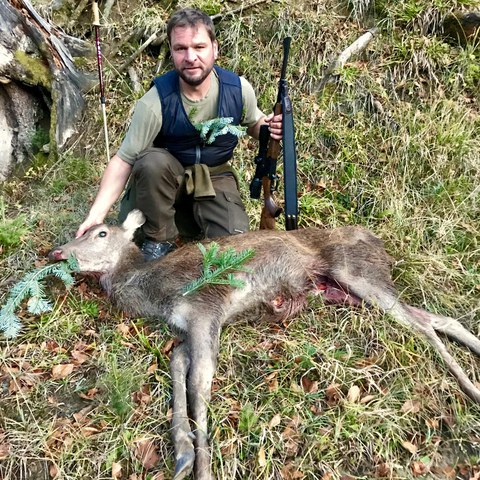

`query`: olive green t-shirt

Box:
[117,70,264,165]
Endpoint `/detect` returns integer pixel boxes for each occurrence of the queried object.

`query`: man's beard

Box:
[177,65,213,86]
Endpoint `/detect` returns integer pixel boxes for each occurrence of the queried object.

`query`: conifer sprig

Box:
[183,243,255,296]
[194,117,247,144]
[0,255,79,338]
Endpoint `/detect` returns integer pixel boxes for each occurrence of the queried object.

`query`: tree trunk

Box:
[0,0,96,180]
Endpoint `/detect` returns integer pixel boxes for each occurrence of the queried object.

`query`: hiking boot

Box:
[141,240,176,261]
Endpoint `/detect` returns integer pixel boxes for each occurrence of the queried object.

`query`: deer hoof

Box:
[173,449,195,480]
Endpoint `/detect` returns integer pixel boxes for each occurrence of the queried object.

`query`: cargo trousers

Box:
[119,148,250,243]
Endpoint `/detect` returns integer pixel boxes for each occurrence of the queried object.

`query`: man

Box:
[76,8,282,260]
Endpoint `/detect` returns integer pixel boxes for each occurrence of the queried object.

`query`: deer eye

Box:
[98,231,107,238]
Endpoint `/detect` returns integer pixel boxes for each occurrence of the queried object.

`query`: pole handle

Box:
[92,1,101,26]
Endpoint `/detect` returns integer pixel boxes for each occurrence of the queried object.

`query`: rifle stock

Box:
[259,102,283,230]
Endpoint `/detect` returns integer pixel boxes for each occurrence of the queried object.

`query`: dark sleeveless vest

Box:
[151,66,243,167]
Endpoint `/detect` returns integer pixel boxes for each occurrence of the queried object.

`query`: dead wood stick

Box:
[209,0,270,21]
[103,0,115,22]
[316,27,379,93]
[117,31,166,74]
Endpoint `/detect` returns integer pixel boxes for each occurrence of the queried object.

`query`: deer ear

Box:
[122,209,146,238]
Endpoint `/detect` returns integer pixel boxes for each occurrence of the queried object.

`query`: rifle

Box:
[249,37,298,230]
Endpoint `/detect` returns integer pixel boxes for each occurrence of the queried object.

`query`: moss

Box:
[14,50,52,89]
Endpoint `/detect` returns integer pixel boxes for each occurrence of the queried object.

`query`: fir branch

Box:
[194,117,247,144]
[0,255,79,338]
[183,243,255,296]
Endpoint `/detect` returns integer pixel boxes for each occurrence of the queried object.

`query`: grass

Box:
[1,0,480,478]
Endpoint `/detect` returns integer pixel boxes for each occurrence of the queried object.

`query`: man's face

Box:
[170,24,218,87]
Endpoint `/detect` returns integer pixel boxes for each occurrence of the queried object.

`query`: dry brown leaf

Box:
[411,460,429,476]
[265,371,279,392]
[147,363,158,374]
[116,323,131,336]
[280,462,305,479]
[112,462,122,478]
[269,413,282,429]
[375,462,392,477]
[360,394,376,404]
[133,438,160,470]
[321,473,333,480]
[0,442,10,460]
[71,350,89,365]
[80,426,101,437]
[49,463,59,478]
[78,387,99,400]
[51,364,75,380]
[436,466,455,479]
[301,376,318,393]
[258,446,266,467]
[402,440,417,454]
[325,383,342,405]
[400,399,421,414]
[347,385,361,403]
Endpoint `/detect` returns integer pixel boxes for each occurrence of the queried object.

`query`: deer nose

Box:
[48,248,65,262]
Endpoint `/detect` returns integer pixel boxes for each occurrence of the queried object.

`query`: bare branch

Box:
[116,31,167,74]
[316,27,378,93]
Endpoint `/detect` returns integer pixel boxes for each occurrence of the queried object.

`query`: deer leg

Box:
[398,303,480,403]
[336,277,480,404]
[187,324,220,480]
[170,341,195,480]
[405,305,480,356]
[367,287,480,403]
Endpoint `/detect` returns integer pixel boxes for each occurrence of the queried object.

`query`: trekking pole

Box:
[92,0,110,162]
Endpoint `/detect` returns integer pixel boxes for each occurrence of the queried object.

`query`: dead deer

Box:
[49,209,480,480]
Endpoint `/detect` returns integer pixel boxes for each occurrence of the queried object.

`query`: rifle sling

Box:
[282,94,298,230]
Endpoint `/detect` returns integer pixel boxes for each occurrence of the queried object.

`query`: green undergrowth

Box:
[1,0,479,478]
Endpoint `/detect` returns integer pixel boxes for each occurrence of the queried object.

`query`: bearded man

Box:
[76,8,282,260]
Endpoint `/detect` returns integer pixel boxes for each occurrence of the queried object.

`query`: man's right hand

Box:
[75,154,133,238]
[75,216,104,238]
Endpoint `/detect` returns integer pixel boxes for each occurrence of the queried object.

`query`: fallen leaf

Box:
[112,462,122,478]
[116,323,131,336]
[51,364,75,380]
[133,438,160,470]
[301,376,318,393]
[325,383,342,405]
[258,446,266,467]
[49,463,59,478]
[375,462,392,477]
[347,385,361,403]
[147,363,158,374]
[402,441,417,454]
[78,387,99,400]
[0,442,10,460]
[401,399,421,414]
[80,426,101,437]
[437,466,455,479]
[71,350,89,365]
[269,413,282,429]
[280,462,305,479]
[411,460,428,476]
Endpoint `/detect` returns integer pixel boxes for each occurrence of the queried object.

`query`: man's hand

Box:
[264,112,282,141]
[75,154,133,238]
[76,216,104,238]
[248,113,283,141]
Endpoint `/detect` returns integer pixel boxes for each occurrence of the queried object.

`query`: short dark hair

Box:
[167,8,216,43]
